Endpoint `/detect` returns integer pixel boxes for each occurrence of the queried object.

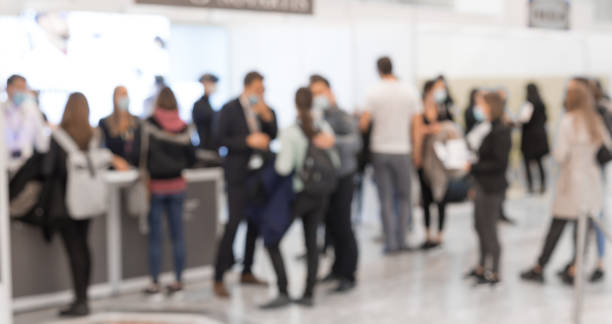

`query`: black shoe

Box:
[420,241,434,250]
[560,271,575,286]
[474,273,489,285]
[319,273,339,283]
[143,283,162,295]
[332,279,356,293]
[260,294,291,310]
[294,295,314,307]
[464,269,481,279]
[556,264,572,278]
[590,269,605,283]
[520,269,545,284]
[166,283,184,296]
[499,214,516,225]
[58,302,90,317]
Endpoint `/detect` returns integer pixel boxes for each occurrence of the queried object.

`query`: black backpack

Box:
[300,141,338,196]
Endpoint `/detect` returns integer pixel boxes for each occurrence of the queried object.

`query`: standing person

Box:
[3,74,49,173]
[360,56,422,254]
[192,73,219,152]
[261,87,338,309]
[464,88,481,135]
[521,78,609,285]
[99,86,139,166]
[434,75,456,121]
[139,87,196,296]
[310,75,361,292]
[465,92,512,285]
[43,93,126,317]
[214,71,277,297]
[413,80,449,249]
[519,83,550,194]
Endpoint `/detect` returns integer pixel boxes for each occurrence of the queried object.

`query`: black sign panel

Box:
[135,0,313,15]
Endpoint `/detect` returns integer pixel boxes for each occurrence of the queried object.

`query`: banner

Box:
[134,0,313,15]
[529,0,570,30]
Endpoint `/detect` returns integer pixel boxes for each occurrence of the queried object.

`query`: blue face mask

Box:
[12,92,28,107]
[434,89,447,104]
[473,105,486,122]
[248,95,259,106]
[117,97,130,111]
[313,95,331,111]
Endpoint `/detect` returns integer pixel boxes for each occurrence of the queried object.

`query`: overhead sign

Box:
[134,0,313,15]
[529,0,570,30]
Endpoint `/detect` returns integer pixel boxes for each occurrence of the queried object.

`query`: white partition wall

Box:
[0,108,13,324]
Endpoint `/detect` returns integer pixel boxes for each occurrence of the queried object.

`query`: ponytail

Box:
[295,87,317,139]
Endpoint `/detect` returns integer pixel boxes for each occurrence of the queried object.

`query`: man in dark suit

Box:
[214,71,278,298]
[192,73,219,151]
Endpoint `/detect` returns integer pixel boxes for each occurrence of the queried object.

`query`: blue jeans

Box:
[148,192,186,283]
[594,212,606,259]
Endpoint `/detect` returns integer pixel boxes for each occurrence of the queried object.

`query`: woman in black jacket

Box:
[520,83,549,194]
[44,93,125,317]
[465,92,512,286]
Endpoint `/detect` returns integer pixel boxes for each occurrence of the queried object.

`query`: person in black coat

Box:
[192,73,219,151]
[465,91,512,286]
[521,83,550,194]
[213,71,278,298]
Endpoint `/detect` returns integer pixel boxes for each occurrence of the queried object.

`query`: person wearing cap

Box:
[193,73,219,152]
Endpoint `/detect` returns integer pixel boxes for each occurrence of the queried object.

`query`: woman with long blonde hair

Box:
[521,78,610,285]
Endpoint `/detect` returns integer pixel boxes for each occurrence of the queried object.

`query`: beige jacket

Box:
[552,112,609,219]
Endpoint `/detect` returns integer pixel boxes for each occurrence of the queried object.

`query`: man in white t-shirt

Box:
[361,57,422,254]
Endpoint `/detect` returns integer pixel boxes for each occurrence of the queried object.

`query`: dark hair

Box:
[526,83,544,106]
[483,92,505,122]
[155,87,178,111]
[467,88,479,109]
[244,71,264,87]
[309,74,331,88]
[422,80,436,100]
[7,74,25,87]
[295,87,317,139]
[61,92,94,151]
[377,56,393,75]
[435,75,455,105]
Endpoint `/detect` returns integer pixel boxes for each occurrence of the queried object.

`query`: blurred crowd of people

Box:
[4,55,612,317]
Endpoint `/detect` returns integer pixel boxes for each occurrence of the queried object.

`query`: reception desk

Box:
[10,168,224,312]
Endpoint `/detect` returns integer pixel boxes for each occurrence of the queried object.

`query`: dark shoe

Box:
[294,295,314,307]
[240,273,268,286]
[260,294,291,310]
[332,279,356,293]
[166,282,184,296]
[143,283,162,295]
[590,269,605,283]
[499,214,516,225]
[58,302,90,317]
[556,264,572,278]
[319,273,339,283]
[420,241,435,250]
[520,269,545,284]
[474,273,489,285]
[560,271,575,286]
[214,282,230,299]
[464,269,481,279]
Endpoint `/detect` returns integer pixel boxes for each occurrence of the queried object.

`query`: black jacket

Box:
[99,115,140,161]
[216,97,278,186]
[192,95,217,151]
[134,117,196,180]
[521,101,549,159]
[471,120,512,194]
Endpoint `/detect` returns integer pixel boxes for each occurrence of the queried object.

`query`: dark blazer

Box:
[192,95,217,151]
[216,97,278,186]
[98,115,140,162]
[521,101,549,159]
[471,120,512,194]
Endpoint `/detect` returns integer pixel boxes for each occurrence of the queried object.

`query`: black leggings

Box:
[266,193,327,297]
[417,169,447,232]
[524,157,546,191]
[59,219,92,303]
[537,218,592,268]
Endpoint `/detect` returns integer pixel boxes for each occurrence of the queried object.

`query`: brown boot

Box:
[240,273,268,286]
[214,282,230,298]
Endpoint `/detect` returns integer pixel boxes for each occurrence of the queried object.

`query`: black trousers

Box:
[214,185,259,282]
[417,169,447,232]
[474,189,503,274]
[524,157,546,191]
[537,217,592,268]
[326,173,359,282]
[59,219,92,303]
[267,193,327,297]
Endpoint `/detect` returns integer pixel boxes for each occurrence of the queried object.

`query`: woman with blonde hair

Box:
[521,78,611,285]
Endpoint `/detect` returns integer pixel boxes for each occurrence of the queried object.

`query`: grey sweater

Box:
[324,107,362,177]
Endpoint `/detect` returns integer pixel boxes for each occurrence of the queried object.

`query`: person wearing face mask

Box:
[193,73,219,152]
[309,74,361,292]
[433,76,456,121]
[3,74,49,173]
[464,92,512,286]
[464,88,481,135]
[99,86,140,167]
[213,71,278,298]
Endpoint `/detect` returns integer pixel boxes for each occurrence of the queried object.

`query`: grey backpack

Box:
[52,128,112,220]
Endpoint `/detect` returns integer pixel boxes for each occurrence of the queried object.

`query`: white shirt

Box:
[365,79,422,154]
[3,99,49,172]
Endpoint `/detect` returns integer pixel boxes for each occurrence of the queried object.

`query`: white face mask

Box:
[434,89,447,104]
[313,95,331,111]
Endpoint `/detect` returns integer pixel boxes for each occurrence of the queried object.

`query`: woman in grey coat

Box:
[521,78,610,285]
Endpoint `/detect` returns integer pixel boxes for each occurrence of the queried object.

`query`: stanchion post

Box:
[574,213,588,324]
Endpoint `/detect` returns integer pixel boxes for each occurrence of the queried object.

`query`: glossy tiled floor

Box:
[14,180,612,324]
